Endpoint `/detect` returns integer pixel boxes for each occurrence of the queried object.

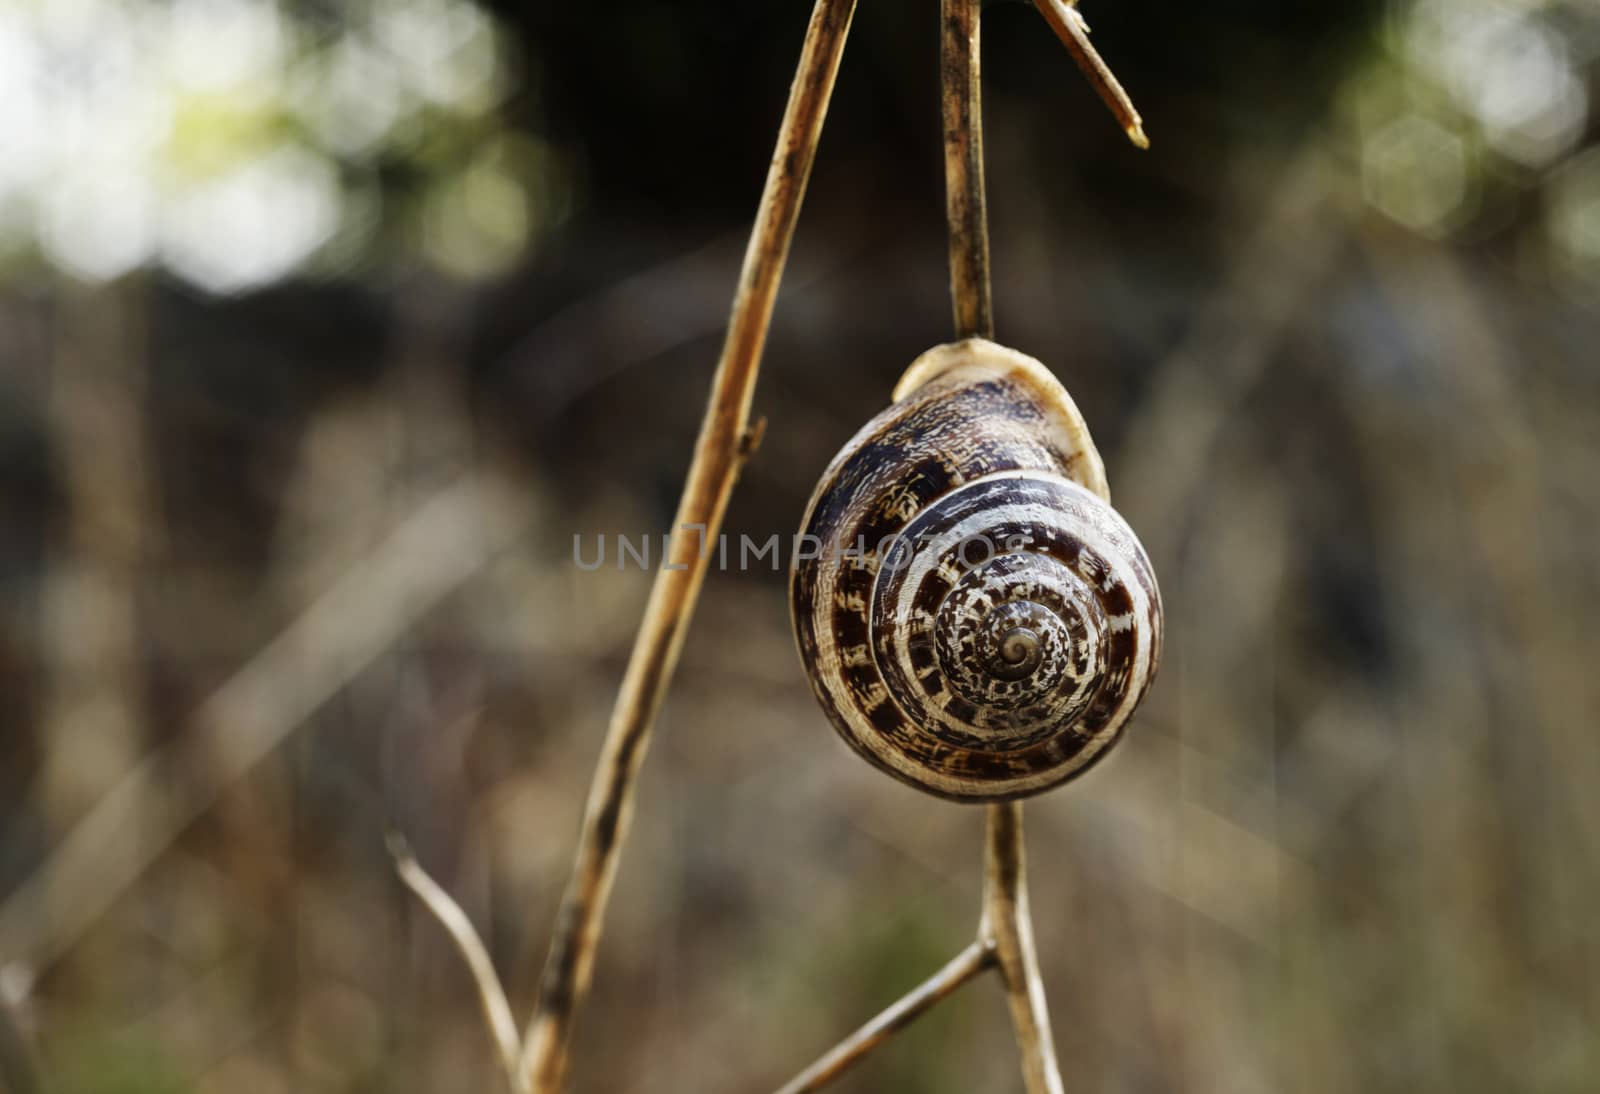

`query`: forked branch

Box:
[387,3,857,1087]
[769,0,1136,1086]
[770,805,1065,1094]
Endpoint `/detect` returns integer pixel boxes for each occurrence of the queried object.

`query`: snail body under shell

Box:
[789,338,1162,802]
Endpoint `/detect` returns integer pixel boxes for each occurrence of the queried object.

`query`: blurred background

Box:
[1,0,1598,1090]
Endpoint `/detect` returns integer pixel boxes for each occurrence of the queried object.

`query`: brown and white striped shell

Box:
[789,339,1162,802]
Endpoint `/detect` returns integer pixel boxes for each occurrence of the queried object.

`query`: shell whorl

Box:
[789,339,1162,802]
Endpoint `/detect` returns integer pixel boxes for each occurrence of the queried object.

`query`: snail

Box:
[789,338,1162,802]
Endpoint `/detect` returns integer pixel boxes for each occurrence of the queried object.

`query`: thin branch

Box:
[982,802,1066,1094]
[389,833,523,1090]
[1033,0,1149,148]
[516,2,858,1090]
[767,808,1071,1094]
[942,0,994,340]
[0,471,532,972]
[943,6,1065,1091]
[773,940,995,1094]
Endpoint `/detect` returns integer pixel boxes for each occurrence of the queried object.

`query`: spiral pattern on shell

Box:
[789,339,1162,802]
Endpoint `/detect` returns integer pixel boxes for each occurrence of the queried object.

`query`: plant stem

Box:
[390,834,523,1089]
[516,2,858,1090]
[943,5,1066,1090]
[983,802,1067,1094]
[942,0,994,340]
[770,807,1070,1094]
[772,940,995,1094]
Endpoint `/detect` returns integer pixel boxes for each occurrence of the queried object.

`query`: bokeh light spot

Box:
[1363,114,1472,236]
[422,140,538,280]
[0,0,536,292]
[160,144,341,294]
[1546,147,1600,289]
[38,167,158,282]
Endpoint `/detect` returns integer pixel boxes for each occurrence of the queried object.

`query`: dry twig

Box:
[515,3,858,1090]
[982,802,1066,1094]
[943,0,994,339]
[773,940,995,1094]
[771,805,1068,1094]
[390,834,523,1087]
[1033,0,1149,148]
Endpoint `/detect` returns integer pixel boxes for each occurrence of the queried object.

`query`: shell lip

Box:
[892,338,1110,502]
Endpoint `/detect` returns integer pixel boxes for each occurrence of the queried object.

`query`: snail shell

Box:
[789,338,1162,802]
